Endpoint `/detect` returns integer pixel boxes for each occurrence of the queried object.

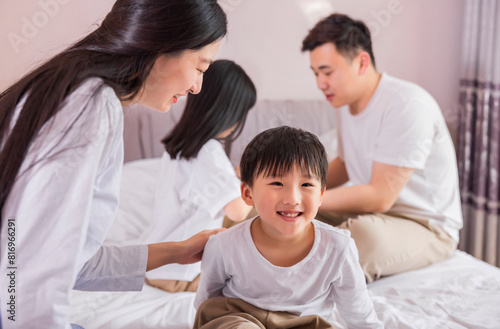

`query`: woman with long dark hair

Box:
[143,59,256,292]
[0,0,226,327]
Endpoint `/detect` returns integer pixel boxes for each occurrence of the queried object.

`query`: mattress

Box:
[69,250,500,328]
[69,161,500,329]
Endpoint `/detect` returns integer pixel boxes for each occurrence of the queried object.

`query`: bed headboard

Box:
[123,99,337,165]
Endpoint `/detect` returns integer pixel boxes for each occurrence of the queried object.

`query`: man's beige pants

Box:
[194,297,334,329]
[316,211,457,282]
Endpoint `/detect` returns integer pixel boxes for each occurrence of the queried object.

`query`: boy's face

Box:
[241,165,325,238]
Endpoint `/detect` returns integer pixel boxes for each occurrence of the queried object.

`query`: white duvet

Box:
[70,159,500,329]
[70,250,500,329]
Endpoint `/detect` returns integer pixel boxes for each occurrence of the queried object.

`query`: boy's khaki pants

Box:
[194,297,334,329]
[316,211,457,282]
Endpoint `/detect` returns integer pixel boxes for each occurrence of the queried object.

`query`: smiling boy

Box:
[193,126,382,329]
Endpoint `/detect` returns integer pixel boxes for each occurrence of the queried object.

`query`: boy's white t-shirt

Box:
[145,139,241,281]
[336,73,462,241]
[195,219,382,328]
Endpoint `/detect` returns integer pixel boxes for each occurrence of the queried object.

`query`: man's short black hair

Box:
[302,13,376,68]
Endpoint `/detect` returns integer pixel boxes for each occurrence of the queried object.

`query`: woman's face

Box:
[136,40,221,112]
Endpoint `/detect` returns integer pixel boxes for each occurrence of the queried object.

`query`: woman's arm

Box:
[147,228,225,271]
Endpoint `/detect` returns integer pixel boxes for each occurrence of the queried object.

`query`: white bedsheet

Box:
[368,251,500,329]
[69,250,500,329]
[69,158,500,329]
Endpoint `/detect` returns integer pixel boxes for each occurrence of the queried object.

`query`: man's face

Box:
[309,42,361,109]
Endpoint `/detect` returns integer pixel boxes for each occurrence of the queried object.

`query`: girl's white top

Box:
[111,139,241,281]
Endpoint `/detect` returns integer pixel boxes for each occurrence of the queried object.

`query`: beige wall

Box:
[0,0,465,134]
[0,0,114,89]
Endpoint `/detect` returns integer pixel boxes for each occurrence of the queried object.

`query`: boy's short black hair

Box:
[301,13,376,68]
[240,126,328,188]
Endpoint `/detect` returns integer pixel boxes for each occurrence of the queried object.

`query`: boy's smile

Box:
[277,211,303,221]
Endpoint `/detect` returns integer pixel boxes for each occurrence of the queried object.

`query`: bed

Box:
[69,100,500,329]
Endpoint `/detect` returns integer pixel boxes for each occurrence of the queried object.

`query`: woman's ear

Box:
[240,182,254,206]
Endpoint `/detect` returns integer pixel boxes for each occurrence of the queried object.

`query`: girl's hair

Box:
[0,0,227,223]
[240,126,328,188]
[162,59,256,160]
[302,13,376,68]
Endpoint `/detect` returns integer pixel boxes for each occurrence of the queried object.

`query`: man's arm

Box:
[326,156,350,189]
[320,161,414,213]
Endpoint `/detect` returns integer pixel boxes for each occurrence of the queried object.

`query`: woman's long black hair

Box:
[163,60,257,160]
[0,0,227,226]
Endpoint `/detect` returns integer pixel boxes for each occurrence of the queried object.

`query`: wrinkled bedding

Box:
[70,250,500,329]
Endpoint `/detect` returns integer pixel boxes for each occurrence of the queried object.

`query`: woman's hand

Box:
[146,228,225,271]
[176,228,226,264]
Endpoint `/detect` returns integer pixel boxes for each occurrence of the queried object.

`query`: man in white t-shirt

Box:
[301,13,463,282]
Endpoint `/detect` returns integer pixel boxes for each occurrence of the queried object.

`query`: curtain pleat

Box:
[458,0,500,267]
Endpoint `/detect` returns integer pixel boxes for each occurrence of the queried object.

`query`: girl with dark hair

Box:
[0,0,227,327]
[119,60,256,293]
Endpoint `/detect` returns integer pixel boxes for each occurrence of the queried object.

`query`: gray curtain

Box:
[458,0,500,266]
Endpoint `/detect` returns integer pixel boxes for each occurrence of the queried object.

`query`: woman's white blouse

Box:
[0,79,148,329]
